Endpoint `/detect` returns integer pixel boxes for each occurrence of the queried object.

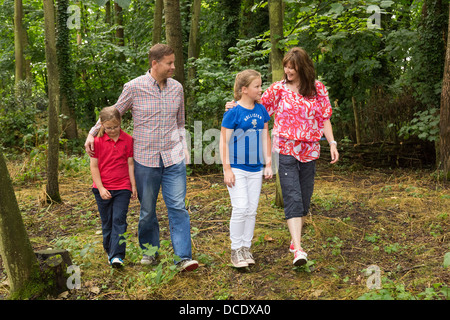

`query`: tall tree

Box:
[268,0,284,82]
[43,0,61,203]
[268,0,284,207]
[440,3,450,180]
[152,0,163,46]
[186,0,201,123]
[0,151,41,298]
[57,0,78,139]
[164,0,185,87]
[14,0,31,95]
[114,2,124,46]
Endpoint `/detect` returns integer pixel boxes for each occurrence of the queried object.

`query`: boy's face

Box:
[102,119,121,140]
[152,54,176,81]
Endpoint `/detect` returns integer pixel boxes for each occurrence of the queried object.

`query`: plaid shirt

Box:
[89,71,187,167]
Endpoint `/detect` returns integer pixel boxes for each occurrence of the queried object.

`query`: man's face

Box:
[152,54,175,80]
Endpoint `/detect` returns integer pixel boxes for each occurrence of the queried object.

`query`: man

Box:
[85,44,198,271]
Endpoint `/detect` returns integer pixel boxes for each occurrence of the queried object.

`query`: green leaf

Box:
[444,252,450,268]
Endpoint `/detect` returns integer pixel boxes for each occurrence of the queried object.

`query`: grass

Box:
[1,155,449,300]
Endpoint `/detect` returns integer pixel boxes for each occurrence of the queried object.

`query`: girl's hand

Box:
[264,165,273,179]
[223,168,235,188]
[99,187,112,200]
[131,186,138,200]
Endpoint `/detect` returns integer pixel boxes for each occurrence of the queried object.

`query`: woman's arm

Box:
[323,120,339,164]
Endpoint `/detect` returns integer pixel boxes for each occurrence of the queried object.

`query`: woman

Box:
[227,47,339,266]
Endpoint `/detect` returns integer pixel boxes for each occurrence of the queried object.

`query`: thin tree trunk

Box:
[352,96,362,145]
[152,0,163,46]
[43,0,61,203]
[164,0,185,87]
[268,0,284,207]
[440,4,450,180]
[186,0,201,124]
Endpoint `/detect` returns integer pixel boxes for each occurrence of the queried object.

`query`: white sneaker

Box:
[293,249,308,266]
[140,255,157,265]
[241,247,255,265]
[231,248,248,268]
[178,259,199,272]
[110,257,123,268]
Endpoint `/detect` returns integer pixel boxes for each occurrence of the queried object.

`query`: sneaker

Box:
[110,257,123,268]
[231,248,248,268]
[140,255,157,265]
[293,249,308,266]
[241,247,255,265]
[178,259,199,272]
[289,241,295,253]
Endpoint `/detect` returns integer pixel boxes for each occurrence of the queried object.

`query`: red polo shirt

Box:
[92,129,133,191]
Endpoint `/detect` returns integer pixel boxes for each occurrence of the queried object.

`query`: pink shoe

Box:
[293,249,308,266]
[289,241,295,253]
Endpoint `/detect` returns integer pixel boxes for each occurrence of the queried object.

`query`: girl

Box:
[90,106,137,267]
[220,69,273,268]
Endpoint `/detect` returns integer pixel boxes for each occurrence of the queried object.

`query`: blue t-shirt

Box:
[221,103,271,172]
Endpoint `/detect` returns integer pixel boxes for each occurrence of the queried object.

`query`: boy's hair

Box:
[148,43,174,67]
[282,47,317,97]
[233,69,261,100]
[98,106,121,137]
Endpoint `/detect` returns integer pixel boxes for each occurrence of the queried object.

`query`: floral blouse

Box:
[260,80,332,163]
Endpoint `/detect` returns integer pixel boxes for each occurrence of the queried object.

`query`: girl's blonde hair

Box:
[233,69,261,100]
[98,106,121,137]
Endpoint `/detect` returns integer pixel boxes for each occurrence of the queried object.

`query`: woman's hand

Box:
[223,168,235,188]
[330,144,339,164]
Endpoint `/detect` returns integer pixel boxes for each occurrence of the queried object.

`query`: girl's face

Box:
[284,62,299,83]
[102,119,121,140]
[242,77,262,102]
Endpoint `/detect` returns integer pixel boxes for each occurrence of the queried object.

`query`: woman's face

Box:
[284,62,299,83]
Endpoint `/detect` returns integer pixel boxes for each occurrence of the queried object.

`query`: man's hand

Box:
[85,134,95,157]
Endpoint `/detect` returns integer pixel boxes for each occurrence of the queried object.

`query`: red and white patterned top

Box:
[260,80,332,163]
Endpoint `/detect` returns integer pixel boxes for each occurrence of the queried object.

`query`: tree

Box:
[14,0,31,96]
[440,3,450,180]
[164,0,185,87]
[0,151,41,298]
[152,0,164,46]
[268,0,284,207]
[43,0,61,203]
[57,0,78,139]
[186,0,202,123]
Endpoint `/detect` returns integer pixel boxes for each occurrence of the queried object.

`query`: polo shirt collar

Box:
[104,129,124,142]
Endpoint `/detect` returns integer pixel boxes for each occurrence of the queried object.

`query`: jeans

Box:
[226,168,263,250]
[92,188,131,261]
[278,153,316,219]
[134,158,192,261]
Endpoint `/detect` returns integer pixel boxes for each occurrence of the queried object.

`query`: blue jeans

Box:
[134,158,192,262]
[92,188,131,261]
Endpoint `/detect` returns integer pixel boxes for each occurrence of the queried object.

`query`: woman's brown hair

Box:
[98,106,121,137]
[283,47,317,97]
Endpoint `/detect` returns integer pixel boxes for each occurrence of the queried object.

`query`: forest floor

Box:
[1,154,449,302]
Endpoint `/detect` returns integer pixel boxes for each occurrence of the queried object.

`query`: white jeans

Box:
[227,168,263,250]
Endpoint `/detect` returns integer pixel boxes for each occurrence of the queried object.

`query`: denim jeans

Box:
[226,168,263,250]
[92,188,131,261]
[134,158,192,261]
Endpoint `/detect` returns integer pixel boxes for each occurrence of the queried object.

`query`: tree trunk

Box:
[114,2,124,46]
[186,0,201,124]
[268,0,284,207]
[0,152,41,298]
[164,0,185,87]
[352,96,362,145]
[152,0,164,46]
[43,0,61,203]
[57,0,78,139]
[268,0,284,82]
[440,4,450,180]
[14,0,32,97]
